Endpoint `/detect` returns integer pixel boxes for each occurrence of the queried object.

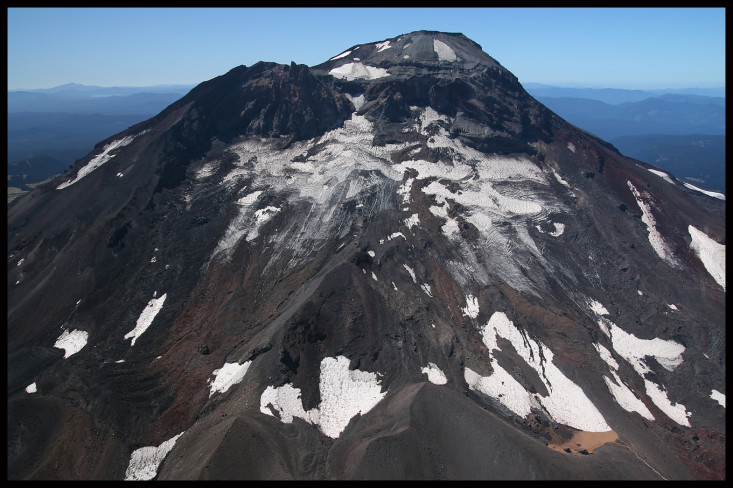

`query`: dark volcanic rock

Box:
[7,30,725,480]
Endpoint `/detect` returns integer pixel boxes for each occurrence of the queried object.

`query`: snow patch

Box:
[124,293,167,346]
[403,213,420,231]
[588,299,609,316]
[667,304,678,311]
[344,93,365,111]
[462,294,479,319]
[209,361,252,397]
[710,389,725,407]
[421,363,447,385]
[594,343,655,420]
[627,180,679,267]
[644,379,691,427]
[567,142,576,153]
[403,264,417,283]
[54,329,88,358]
[433,39,457,62]
[647,168,675,185]
[26,383,37,394]
[260,356,386,438]
[375,40,391,52]
[124,432,184,481]
[329,62,390,81]
[421,283,433,297]
[682,182,725,200]
[688,225,725,290]
[367,250,375,257]
[330,50,352,61]
[57,133,138,189]
[371,271,378,282]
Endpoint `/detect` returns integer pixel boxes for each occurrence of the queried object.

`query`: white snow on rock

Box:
[386,232,406,241]
[549,222,565,237]
[26,382,37,394]
[470,311,611,432]
[403,264,417,283]
[54,329,89,358]
[433,39,457,62]
[421,283,433,297]
[682,182,725,200]
[248,206,280,241]
[710,389,725,407]
[344,93,365,111]
[594,312,690,425]
[57,133,138,189]
[588,299,609,316]
[462,294,479,319]
[329,50,352,61]
[627,180,679,267]
[594,343,655,420]
[421,362,448,385]
[329,62,390,81]
[667,304,678,311]
[404,213,420,231]
[124,432,184,481]
[371,271,378,282]
[375,40,392,52]
[17,258,24,266]
[647,168,675,185]
[124,293,167,346]
[644,379,691,427]
[567,142,576,153]
[367,250,375,257]
[209,361,252,397]
[260,355,386,438]
[688,225,725,290]
[236,190,263,206]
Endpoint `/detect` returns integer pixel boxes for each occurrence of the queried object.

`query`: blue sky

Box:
[7,7,725,90]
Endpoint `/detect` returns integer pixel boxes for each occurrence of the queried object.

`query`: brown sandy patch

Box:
[547,428,619,454]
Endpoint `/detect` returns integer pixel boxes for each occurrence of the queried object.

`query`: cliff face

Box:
[7,30,725,480]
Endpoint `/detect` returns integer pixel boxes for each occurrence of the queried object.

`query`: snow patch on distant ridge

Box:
[433,39,457,62]
[683,182,725,200]
[627,180,679,267]
[57,131,144,189]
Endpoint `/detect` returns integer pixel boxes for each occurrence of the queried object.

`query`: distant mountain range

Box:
[7,84,195,198]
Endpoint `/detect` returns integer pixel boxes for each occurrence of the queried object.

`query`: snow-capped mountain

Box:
[7,31,725,480]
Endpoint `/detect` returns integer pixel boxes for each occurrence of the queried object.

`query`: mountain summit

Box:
[7,31,725,480]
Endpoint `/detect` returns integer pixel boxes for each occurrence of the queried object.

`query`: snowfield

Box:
[468,311,611,432]
[328,62,390,81]
[589,298,691,426]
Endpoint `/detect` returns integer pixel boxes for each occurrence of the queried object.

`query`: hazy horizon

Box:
[8,8,724,91]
